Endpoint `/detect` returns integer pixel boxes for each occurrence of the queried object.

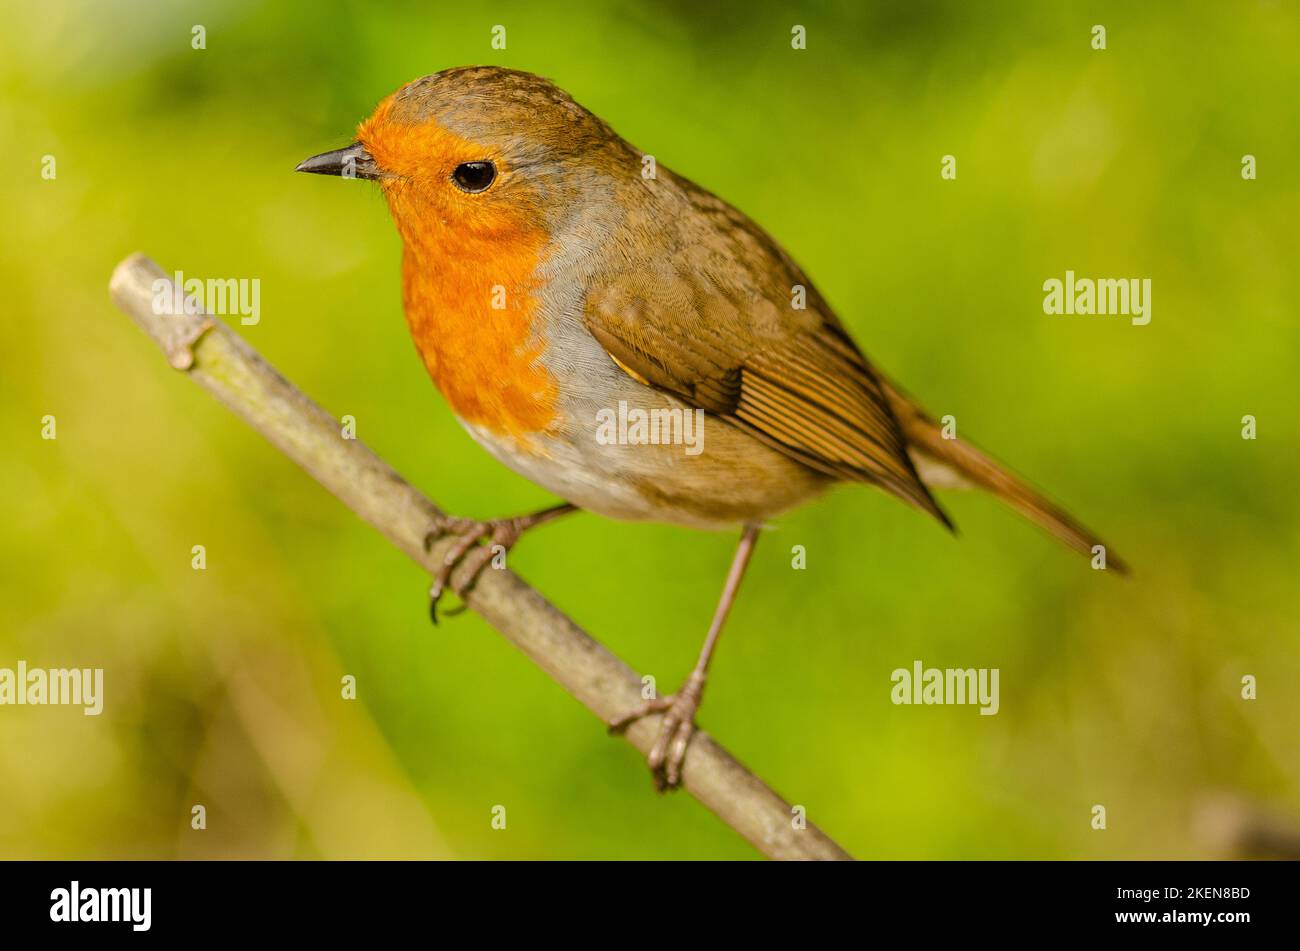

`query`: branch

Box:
[1194,793,1300,860]
[109,253,852,861]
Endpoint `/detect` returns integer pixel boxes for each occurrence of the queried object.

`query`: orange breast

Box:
[388,194,559,445]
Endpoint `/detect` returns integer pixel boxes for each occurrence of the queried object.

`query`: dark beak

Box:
[295,142,381,181]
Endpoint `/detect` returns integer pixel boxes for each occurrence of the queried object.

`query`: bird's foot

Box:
[608,670,706,792]
[422,504,574,623]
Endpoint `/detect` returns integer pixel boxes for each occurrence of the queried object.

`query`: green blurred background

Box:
[1,0,1297,859]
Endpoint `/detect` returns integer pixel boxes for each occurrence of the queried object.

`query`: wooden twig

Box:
[109,253,852,861]
[1194,793,1300,860]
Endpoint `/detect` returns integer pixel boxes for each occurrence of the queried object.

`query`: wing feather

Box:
[583,265,951,528]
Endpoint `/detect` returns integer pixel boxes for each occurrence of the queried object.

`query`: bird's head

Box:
[296,66,623,248]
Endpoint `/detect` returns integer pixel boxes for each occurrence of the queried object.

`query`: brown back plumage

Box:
[582,167,951,530]
[582,154,1128,570]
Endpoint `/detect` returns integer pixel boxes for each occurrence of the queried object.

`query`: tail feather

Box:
[884,382,1129,575]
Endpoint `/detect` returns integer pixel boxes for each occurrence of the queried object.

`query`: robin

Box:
[297,66,1127,791]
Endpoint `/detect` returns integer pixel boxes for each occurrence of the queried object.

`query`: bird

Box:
[296,65,1127,791]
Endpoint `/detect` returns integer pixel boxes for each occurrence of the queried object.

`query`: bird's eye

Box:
[452,161,496,193]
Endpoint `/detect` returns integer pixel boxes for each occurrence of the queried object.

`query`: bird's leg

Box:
[423,502,577,623]
[609,522,762,791]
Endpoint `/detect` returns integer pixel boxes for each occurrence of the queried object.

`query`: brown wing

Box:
[582,243,951,529]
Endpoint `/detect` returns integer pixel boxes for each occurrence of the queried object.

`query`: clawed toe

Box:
[422,504,577,624]
[607,695,674,735]
[426,520,510,623]
[608,672,705,792]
